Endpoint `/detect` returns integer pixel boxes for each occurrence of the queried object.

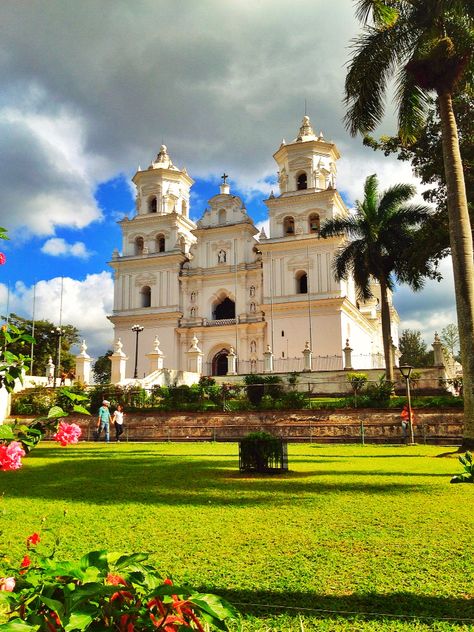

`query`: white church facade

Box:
[108,117,399,378]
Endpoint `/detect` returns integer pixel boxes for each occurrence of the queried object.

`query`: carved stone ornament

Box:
[135,273,157,287]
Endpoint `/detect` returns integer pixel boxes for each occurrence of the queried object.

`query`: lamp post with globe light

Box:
[131,325,144,379]
[399,364,415,444]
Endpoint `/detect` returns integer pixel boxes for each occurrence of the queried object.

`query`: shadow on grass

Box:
[0,449,432,507]
[203,588,474,625]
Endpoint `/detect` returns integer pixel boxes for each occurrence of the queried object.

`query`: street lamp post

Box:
[51,327,63,388]
[399,364,415,445]
[131,324,144,379]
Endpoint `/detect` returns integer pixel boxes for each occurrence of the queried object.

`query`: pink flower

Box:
[0,577,15,591]
[0,441,26,471]
[0,253,5,265]
[26,532,40,547]
[53,422,81,446]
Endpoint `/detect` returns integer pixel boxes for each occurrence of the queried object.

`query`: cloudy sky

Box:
[0,0,456,361]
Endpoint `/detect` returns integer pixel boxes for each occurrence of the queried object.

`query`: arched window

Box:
[190,307,196,318]
[296,271,308,294]
[218,208,226,224]
[283,216,295,235]
[218,249,227,263]
[135,236,144,255]
[181,200,187,216]
[140,286,151,308]
[148,196,157,213]
[213,297,235,319]
[156,234,165,252]
[308,213,320,234]
[297,172,307,190]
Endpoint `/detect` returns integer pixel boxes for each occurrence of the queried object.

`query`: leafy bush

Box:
[239,431,287,472]
[279,390,307,409]
[450,451,474,484]
[0,535,239,631]
[365,376,394,405]
[11,387,57,416]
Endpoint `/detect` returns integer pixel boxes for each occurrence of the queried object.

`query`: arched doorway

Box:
[213,297,235,319]
[212,349,229,376]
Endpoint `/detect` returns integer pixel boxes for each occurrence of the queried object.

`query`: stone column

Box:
[45,356,55,386]
[302,341,312,371]
[343,339,353,370]
[110,338,128,384]
[146,336,165,373]
[186,335,203,375]
[263,345,274,373]
[75,340,92,385]
[432,332,444,366]
[227,346,237,375]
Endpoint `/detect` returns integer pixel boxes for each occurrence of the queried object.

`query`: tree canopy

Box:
[3,313,80,377]
[93,350,113,385]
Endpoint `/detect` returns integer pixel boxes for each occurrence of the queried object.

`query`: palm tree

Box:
[344,0,474,448]
[320,174,431,382]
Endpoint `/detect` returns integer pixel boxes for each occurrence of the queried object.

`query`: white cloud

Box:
[41,238,92,259]
[0,273,114,359]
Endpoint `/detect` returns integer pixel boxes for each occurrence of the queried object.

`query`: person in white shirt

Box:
[112,404,125,442]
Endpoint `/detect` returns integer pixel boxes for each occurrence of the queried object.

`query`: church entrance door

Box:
[212,349,229,376]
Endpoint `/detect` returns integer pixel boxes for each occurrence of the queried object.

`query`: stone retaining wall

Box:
[46,408,463,445]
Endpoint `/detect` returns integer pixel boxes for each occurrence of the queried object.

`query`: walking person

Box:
[97,400,111,443]
[113,404,125,442]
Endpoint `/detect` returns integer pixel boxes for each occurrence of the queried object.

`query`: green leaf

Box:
[64,608,96,632]
[190,593,240,622]
[0,621,40,631]
[72,405,90,416]
[114,552,149,569]
[79,551,109,572]
[38,596,64,621]
[47,406,66,419]
[0,425,15,440]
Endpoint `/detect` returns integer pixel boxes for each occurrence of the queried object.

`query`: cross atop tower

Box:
[221,173,229,185]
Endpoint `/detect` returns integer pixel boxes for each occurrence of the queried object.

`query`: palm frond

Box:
[320,216,361,239]
[344,25,406,136]
[355,0,400,27]
[395,68,431,143]
[377,182,417,215]
[332,240,366,282]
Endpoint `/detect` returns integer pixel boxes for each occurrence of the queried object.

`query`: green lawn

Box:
[1,442,473,631]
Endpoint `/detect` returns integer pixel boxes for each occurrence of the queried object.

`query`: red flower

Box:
[20,555,31,574]
[26,532,40,547]
[106,573,127,586]
[0,253,5,265]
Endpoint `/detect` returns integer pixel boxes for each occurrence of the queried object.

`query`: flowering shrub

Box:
[0,534,239,631]
[0,390,90,471]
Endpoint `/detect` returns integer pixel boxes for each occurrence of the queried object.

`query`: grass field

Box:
[1,442,473,631]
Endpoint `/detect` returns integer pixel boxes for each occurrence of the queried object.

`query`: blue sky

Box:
[0,1,457,359]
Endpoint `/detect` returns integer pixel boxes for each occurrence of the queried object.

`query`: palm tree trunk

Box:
[438,91,474,449]
[379,278,394,383]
